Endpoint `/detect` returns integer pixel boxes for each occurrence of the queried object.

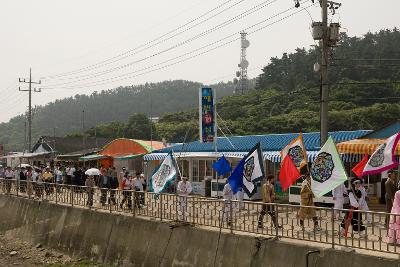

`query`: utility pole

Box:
[19,68,41,152]
[320,0,329,146]
[310,0,340,146]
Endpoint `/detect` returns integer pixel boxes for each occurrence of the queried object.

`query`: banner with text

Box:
[199,87,216,143]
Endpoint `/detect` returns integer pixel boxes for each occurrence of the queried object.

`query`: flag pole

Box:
[214,88,219,198]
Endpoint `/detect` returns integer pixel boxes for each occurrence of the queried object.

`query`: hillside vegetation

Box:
[1,29,399,150]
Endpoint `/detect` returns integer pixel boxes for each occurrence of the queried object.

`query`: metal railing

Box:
[0,178,398,254]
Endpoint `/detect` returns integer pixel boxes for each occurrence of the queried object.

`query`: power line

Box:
[42,0,280,86]
[40,0,245,80]
[41,3,308,90]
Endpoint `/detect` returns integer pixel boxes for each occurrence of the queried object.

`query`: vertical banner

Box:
[199,87,216,143]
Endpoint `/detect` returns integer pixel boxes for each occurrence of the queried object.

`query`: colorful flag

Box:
[151,153,177,194]
[228,143,265,197]
[310,136,348,198]
[279,155,301,191]
[352,154,369,177]
[227,158,245,195]
[362,132,400,176]
[212,155,231,176]
[280,134,308,170]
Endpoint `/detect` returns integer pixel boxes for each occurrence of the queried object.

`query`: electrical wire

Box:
[42,0,280,85]
[41,3,309,90]
[40,0,246,80]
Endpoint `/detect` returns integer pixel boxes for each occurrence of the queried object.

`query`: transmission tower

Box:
[234,31,250,94]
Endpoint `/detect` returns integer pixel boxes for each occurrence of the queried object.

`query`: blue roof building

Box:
[144,130,371,162]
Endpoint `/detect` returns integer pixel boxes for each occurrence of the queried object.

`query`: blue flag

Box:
[228,158,245,194]
[212,156,231,176]
[227,143,265,197]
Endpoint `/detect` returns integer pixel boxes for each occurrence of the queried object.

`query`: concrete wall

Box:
[0,195,398,267]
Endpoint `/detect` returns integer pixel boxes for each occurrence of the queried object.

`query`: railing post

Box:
[159,193,163,221]
[192,197,195,224]
[16,180,19,197]
[331,207,335,249]
[55,183,58,204]
[70,185,74,207]
[275,203,279,237]
[229,200,233,234]
[132,190,136,217]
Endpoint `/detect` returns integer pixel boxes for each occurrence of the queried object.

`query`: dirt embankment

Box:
[0,234,104,267]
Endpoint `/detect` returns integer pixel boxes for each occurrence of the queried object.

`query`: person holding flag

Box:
[298,173,321,232]
[222,180,234,226]
[340,180,366,238]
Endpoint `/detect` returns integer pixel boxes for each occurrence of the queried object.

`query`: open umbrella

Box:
[85,168,101,176]
[19,163,31,168]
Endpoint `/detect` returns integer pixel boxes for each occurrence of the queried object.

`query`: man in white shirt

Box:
[332,182,347,220]
[222,181,234,226]
[132,172,144,208]
[177,177,192,220]
[4,167,14,193]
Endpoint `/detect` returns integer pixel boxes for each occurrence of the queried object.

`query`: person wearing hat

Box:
[340,179,366,238]
[177,176,192,220]
[386,169,398,226]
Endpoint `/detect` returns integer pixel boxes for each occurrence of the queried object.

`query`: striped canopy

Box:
[337,138,400,155]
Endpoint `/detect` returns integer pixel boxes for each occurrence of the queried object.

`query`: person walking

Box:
[132,172,144,208]
[222,181,234,226]
[4,167,14,193]
[340,180,366,238]
[332,182,347,220]
[298,174,321,232]
[357,180,372,224]
[85,175,96,207]
[385,170,397,226]
[98,168,109,206]
[258,175,281,229]
[387,190,400,245]
[120,173,133,210]
[177,177,192,220]
[42,167,54,196]
[109,167,119,205]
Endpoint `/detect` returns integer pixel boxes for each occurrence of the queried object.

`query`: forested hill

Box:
[154,29,400,142]
[2,29,400,150]
[0,80,239,151]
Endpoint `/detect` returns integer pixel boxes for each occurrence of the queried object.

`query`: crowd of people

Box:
[0,164,149,208]
[1,164,400,243]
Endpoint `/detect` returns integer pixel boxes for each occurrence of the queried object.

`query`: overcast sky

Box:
[0,0,398,122]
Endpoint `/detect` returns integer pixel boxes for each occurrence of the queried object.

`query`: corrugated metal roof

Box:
[153,130,372,154]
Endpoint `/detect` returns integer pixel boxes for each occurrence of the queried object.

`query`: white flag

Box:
[151,154,177,194]
[362,132,400,176]
[242,143,265,197]
[311,136,348,198]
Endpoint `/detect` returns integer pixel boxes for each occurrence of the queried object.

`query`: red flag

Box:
[352,154,369,177]
[279,155,301,191]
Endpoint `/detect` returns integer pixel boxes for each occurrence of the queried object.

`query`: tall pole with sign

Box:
[199,87,218,196]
